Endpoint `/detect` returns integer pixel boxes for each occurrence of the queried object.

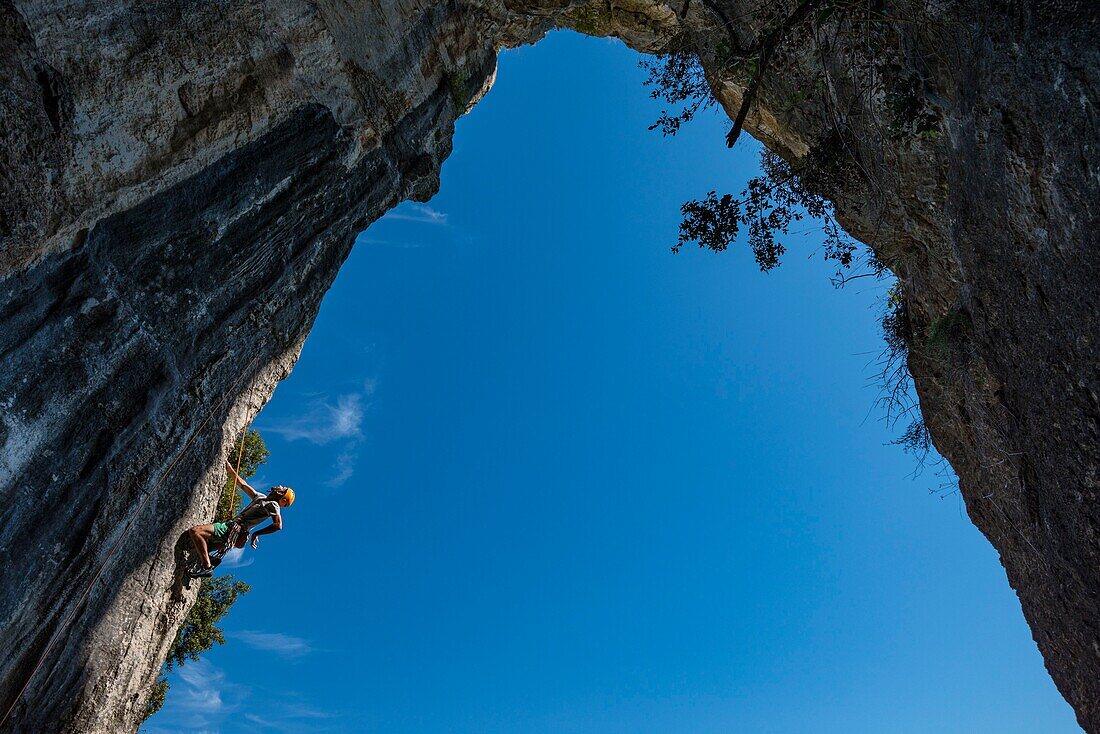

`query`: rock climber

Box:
[185,460,295,578]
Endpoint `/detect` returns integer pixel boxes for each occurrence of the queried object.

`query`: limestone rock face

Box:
[0,0,1097,731]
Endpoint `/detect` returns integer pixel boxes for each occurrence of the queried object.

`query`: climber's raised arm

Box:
[225,459,261,500]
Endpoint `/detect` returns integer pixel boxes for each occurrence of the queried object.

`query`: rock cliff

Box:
[0,0,1096,731]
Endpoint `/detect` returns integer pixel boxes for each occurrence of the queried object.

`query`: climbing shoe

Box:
[188,566,214,579]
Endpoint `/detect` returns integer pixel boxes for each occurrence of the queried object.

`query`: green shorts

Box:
[211,522,232,547]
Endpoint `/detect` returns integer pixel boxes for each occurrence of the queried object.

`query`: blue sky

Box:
[144,31,1079,734]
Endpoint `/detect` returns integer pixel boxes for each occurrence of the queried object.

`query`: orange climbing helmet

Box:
[273,486,295,507]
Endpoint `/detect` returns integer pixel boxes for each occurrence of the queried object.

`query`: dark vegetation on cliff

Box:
[142,577,251,723]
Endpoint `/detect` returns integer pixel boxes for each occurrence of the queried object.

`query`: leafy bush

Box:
[674,150,861,275]
[448,70,471,114]
[641,51,716,137]
[565,3,614,36]
[143,676,168,722]
[165,576,251,670]
[141,576,251,722]
[925,311,969,357]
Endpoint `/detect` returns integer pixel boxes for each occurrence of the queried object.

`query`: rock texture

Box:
[0,0,1097,731]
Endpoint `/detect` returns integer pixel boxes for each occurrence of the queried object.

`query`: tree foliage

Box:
[141,576,251,722]
[674,150,861,274]
[641,51,716,136]
[166,576,251,669]
[143,675,168,722]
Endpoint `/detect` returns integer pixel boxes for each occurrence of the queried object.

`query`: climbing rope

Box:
[0,355,263,729]
[225,370,260,520]
[225,420,249,519]
[228,427,248,517]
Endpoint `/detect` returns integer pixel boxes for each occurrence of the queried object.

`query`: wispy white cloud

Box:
[258,381,376,487]
[244,713,282,730]
[145,662,337,733]
[147,660,250,732]
[243,704,338,732]
[326,442,359,488]
[260,393,364,445]
[280,703,335,719]
[174,665,224,712]
[323,380,377,486]
[355,235,427,249]
[235,630,314,658]
[218,547,254,569]
[382,202,448,225]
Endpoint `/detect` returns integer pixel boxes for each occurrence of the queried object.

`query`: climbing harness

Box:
[0,355,263,729]
[184,521,243,578]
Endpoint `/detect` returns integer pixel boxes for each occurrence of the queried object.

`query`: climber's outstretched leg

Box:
[186,524,216,577]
